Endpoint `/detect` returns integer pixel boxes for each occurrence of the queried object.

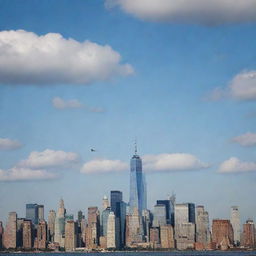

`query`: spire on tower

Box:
[135,138,137,155]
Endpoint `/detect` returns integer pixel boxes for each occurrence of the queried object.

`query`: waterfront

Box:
[0,251,256,256]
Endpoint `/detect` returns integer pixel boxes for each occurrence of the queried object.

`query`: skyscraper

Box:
[152,204,167,227]
[129,145,146,215]
[22,220,32,249]
[174,203,196,250]
[65,220,76,251]
[38,205,44,222]
[242,219,255,248]
[102,196,110,210]
[230,206,241,246]
[0,221,3,249]
[3,212,17,249]
[26,204,38,225]
[54,198,66,247]
[86,206,100,249]
[107,211,116,248]
[196,205,210,248]
[36,220,47,249]
[48,210,56,242]
[101,207,111,237]
[212,219,234,250]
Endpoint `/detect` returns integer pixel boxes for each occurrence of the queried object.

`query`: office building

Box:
[129,146,147,215]
[107,211,116,248]
[3,212,17,249]
[26,204,38,225]
[230,206,241,246]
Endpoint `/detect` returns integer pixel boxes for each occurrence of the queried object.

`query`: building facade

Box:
[230,206,241,246]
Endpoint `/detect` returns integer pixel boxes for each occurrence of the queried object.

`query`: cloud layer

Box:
[105,0,256,25]
[19,149,80,169]
[0,138,22,150]
[52,97,84,109]
[232,132,256,147]
[207,70,256,101]
[0,167,56,181]
[80,159,128,174]
[218,157,256,173]
[143,153,209,172]
[0,30,133,85]
[81,153,209,174]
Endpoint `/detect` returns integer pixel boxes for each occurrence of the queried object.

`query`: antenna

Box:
[135,137,137,155]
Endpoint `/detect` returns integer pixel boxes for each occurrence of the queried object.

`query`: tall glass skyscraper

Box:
[129,146,147,215]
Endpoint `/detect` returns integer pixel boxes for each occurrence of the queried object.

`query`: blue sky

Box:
[0,0,256,224]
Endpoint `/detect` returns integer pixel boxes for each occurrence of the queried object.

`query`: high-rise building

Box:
[153,204,167,227]
[175,203,196,250]
[86,206,100,249]
[110,191,122,215]
[242,219,255,248]
[3,212,17,249]
[169,193,176,226]
[160,225,175,249]
[156,200,171,225]
[196,206,210,248]
[129,146,147,215]
[149,227,160,247]
[54,199,66,247]
[107,211,116,248]
[48,210,56,242]
[26,204,38,225]
[125,208,143,247]
[102,196,110,211]
[36,220,47,249]
[38,205,44,222]
[101,207,111,237]
[230,206,241,246]
[142,209,151,242]
[0,221,3,249]
[22,220,32,249]
[212,219,234,250]
[65,220,76,251]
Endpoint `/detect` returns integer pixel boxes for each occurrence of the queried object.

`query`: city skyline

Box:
[0,0,256,227]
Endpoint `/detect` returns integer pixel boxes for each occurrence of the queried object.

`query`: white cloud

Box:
[0,167,56,181]
[142,153,209,172]
[19,149,80,169]
[229,70,256,100]
[52,97,83,109]
[207,70,256,101]
[105,0,256,25]
[218,157,256,173]
[0,138,22,150]
[232,132,256,147]
[0,30,133,85]
[80,159,128,174]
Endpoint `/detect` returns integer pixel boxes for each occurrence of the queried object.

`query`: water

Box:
[0,252,256,256]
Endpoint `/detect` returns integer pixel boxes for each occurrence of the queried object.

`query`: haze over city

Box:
[0,0,256,228]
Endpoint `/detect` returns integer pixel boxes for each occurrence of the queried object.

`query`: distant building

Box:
[65,220,76,251]
[110,190,122,248]
[22,220,33,249]
[126,208,143,247]
[36,220,47,249]
[101,207,111,237]
[242,219,255,248]
[196,205,211,248]
[86,206,100,249]
[102,195,110,210]
[48,210,56,242]
[153,204,167,227]
[160,225,174,249]
[26,204,39,225]
[0,221,4,249]
[149,227,160,247]
[156,200,172,225]
[3,212,17,249]
[175,203,195,250]
[38,205,44,222]
[107,211,116,248]
[142,209,151,242]
[54,199,66,247]
[129,147,147,215]
[230,206,241,246]
[212,219,234,250]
